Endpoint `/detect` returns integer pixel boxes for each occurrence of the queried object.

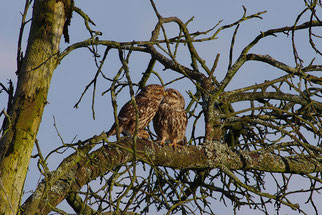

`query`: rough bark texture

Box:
[0,0,68,214]
[21,134,321,214]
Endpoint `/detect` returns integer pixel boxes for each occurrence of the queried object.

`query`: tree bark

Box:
[0,0,68,214]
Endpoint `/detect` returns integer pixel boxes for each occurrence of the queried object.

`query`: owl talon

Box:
[169,142,176,149]
[137,130,150,139]
[169,142,183,149]
[159,138,166,147]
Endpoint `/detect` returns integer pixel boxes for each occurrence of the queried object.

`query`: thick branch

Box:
[21,134,321,214]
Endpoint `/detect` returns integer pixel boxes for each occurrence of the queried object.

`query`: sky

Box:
[0,0,321,214]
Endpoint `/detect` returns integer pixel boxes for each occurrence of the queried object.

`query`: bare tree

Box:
[0,0,321,214]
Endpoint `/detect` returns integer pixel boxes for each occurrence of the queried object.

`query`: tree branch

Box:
[218,20,322,94]
[223,91,322,113]
[246,53,322,85]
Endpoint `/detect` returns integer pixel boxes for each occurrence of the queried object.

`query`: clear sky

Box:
[0,0,321,214]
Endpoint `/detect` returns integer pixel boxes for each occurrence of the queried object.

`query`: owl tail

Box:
[106,123,125,139]
[106,123,116,138]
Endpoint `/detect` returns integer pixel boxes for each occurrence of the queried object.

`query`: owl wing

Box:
[108,97,160,137]
[122,97,160,134]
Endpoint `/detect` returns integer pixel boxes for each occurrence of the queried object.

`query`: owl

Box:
[153,88,187,148]
[106,84,165,138]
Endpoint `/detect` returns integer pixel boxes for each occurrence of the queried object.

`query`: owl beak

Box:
[164,90,168,96]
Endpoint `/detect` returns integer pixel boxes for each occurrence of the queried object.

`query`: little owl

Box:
[153,88,187,148]
[106,84,165,138]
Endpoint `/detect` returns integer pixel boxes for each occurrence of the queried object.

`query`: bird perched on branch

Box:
[153,88,187,148]
[106,84,165,138]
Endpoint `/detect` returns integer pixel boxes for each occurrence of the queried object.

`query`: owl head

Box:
[138,84,165,100]
[162,88,185,108]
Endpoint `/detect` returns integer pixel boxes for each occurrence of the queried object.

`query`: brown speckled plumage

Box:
[153,88,187,148]
[107,84,165,138]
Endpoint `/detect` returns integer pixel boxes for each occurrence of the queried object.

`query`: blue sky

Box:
[0,1,321,214]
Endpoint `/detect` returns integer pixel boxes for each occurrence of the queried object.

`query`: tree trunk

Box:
[0,0,68,214]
